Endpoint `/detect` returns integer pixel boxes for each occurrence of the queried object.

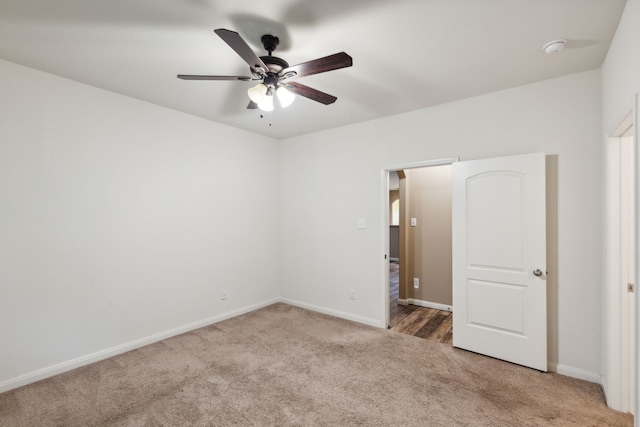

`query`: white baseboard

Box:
[2,297,601,398]
[547,362,602,384]
[407,298,452,312]
[398,298,409,306]
[0,298,280,394]
[278,297,384,328]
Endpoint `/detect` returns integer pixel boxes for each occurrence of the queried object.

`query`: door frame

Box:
[381,158,459,327]
[604,100,638,414]
[635,94,639,421]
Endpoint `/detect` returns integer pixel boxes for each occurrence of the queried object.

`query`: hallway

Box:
[388,261,453,344]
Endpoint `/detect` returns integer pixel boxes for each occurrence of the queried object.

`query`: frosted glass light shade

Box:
[258,94,274,112]
[247,83,268,103]
[276,86,295,108]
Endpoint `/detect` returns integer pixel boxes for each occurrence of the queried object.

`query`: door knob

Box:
[533,269,543,277]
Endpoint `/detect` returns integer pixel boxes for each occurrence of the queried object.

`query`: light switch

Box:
[410,217,417,227]
[357,218,367,229]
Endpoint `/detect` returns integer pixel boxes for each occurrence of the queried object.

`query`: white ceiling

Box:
[0,0,626,139]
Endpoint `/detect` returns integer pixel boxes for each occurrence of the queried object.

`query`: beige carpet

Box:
[0,303,633,426]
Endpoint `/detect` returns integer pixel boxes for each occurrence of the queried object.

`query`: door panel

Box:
[467,280,525,334]
[467,173,524,270]
[452,153,547,371]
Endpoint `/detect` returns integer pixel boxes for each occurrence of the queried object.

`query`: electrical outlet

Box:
[413,278,419,288]
[221,290,228,300]
[349,289,356,300]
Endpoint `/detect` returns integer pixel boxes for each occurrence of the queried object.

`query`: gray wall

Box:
[406,165,452,306]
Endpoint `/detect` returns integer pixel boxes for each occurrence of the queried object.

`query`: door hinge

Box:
[628,283,635,293]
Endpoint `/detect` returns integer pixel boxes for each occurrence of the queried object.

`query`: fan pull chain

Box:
[259,112,273,127]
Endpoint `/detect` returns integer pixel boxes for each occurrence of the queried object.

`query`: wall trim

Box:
[397,298,409,306]
[278,297,384,328]
[407,298,452,312]
[0,298,280,394]
[384,157,461,172]
[548,362,602,385]
[0,296,607,394]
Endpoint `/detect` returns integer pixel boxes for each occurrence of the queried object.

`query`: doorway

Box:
[383,153,548,370]
[384,159,457,342]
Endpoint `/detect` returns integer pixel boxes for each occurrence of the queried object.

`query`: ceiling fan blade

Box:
[177,75,252,81]
[247,101,258,109]
[285,82,337,105]
[214,28,268,73]
[280,52,352,79]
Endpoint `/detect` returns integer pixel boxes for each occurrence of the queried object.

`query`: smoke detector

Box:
[543,39,566,54]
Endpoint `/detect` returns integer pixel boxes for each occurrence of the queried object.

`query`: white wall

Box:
[601,0,640,415]
[0,59,281,391]
[280,69,604,381]
[602,0,640,135]
[0,24,625,391]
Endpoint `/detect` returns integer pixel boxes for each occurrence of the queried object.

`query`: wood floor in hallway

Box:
[388,261,453,344]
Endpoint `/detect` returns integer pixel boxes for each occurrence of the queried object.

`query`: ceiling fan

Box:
[178,29,353,112]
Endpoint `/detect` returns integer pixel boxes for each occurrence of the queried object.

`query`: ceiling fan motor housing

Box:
[260,55,289,72]
[257,55,289,89]
[263,73,279,88]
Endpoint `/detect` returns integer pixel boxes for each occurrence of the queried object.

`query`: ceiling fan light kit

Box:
[178,29,353,113]
[247,82,268,103]
[276,86,295,107]
[258,88,274,111]
[247,82,295,110]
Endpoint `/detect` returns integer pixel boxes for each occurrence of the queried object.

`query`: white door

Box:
[452,153,547,371]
